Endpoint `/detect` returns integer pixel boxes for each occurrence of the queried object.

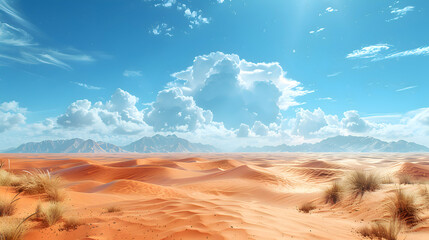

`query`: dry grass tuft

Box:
[0,212,36,240]
[386,189,420,226]
[359,219,400,240]
[0,193,21,217]
[347,171,380,197]
[324,181,342,204]
[298,202,316,213]
[37,202,65,226]
[18,170,65,201]
[398,174,413,185]
[0,170,22,187]
[106,206,121,213]
[0,218,27,240]
[382,176,394,184]
[63,217,81,230]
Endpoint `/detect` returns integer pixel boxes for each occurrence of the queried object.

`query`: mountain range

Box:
[5,134,217,153]
[238,136,429,153]
[3,135,429,153]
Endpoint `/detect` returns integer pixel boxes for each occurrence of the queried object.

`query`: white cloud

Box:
[252,121,269,136]
[57,88,148,135]
[144,87,214,132]
[396,86,416,92]
[123,70,142,77]
[325,7,338,13]
[341,110,372,133]
[169,52,312,128]
[151,1,209,30]
[0,22,33,46]
[383,46,429,59]
[346,44,390,59]
[71,81,102,90]
[236,123,250,137]
[154,0,176,8]
[309,27,325,34]
[217,0,225,3]
[150,23,174,37]
[0,1,94,69]
[289,108,338,138]
[183,6,209,28]
[388,6,414,21]
[0,101,26,133]
[327,72,341,78]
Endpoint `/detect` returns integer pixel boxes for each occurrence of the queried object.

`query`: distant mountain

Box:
[6,138,126,153]
[238,136,429,153]
[123,134,218,153]
[5,135,218,153]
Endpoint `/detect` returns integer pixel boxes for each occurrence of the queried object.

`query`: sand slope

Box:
[1,153,429,240]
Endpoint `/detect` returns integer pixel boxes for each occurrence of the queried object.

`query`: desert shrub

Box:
[18,170,64,201]
[63,217,81,230]
[38,202,64,226]
[359,219,400,240]
[347,171,380,197]
[0,213,35,240]
[0,218,26,240]
[0,170,22,187]
[324,181,342,204]
[398,174,413,185]
[386,189,420,226]
[0,193,21,217]
[382,176,394,184]
[106,206,121,213]
[298,202,316,213]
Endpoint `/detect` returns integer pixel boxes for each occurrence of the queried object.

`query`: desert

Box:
[1,153,429,240]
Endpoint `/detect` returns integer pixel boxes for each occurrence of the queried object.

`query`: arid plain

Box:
[1,153,429,240]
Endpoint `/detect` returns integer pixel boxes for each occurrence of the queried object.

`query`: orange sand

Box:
[1,153,429,240]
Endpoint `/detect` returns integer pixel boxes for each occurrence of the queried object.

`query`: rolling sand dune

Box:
[1,153,429,239]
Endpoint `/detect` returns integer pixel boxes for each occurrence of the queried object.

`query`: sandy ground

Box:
[1,153,429,240]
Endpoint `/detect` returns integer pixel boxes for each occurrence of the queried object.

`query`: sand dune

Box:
[1,153,429,239]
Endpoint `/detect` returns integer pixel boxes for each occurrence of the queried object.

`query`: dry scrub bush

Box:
[18,170,65,202]
[324,181,342,204]
[0,213,36,240]
[382,176,394,184]
[398,174,413,185]
[0,218,27,240]
[37,202,64,226]
[106,206,121,213]
[0,170,22,187]
[298,202,316,213]
[0,193,21,217]
[359,219,400,240]
[386,189,420,226]
[347,171,380,197]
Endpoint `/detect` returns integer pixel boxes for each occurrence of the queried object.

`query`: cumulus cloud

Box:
[236,123,250,137]
[341,110,372,133]
[346,44,390,59]
[252,121,269,136]
[151,1,209,29]
[144,87,214,131]
[169,52,311,128]
[289,108,339,138]
[57,88,148,135]
[0,101,26,133]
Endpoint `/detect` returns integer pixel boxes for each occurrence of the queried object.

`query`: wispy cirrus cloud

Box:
[388,6,414,22]
[346,44,390,59]
[309,27,325,34]
[0,0,94,69]
[123,70,142,77]
[71,81,102,90]
[383,46,429,60]
[396,86,416,92]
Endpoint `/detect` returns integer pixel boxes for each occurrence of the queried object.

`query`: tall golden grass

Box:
[324,181,342,204]
[0,193,21,217]
[359,219,400,240]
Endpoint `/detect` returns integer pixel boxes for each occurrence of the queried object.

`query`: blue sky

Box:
[1,0,429,150]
